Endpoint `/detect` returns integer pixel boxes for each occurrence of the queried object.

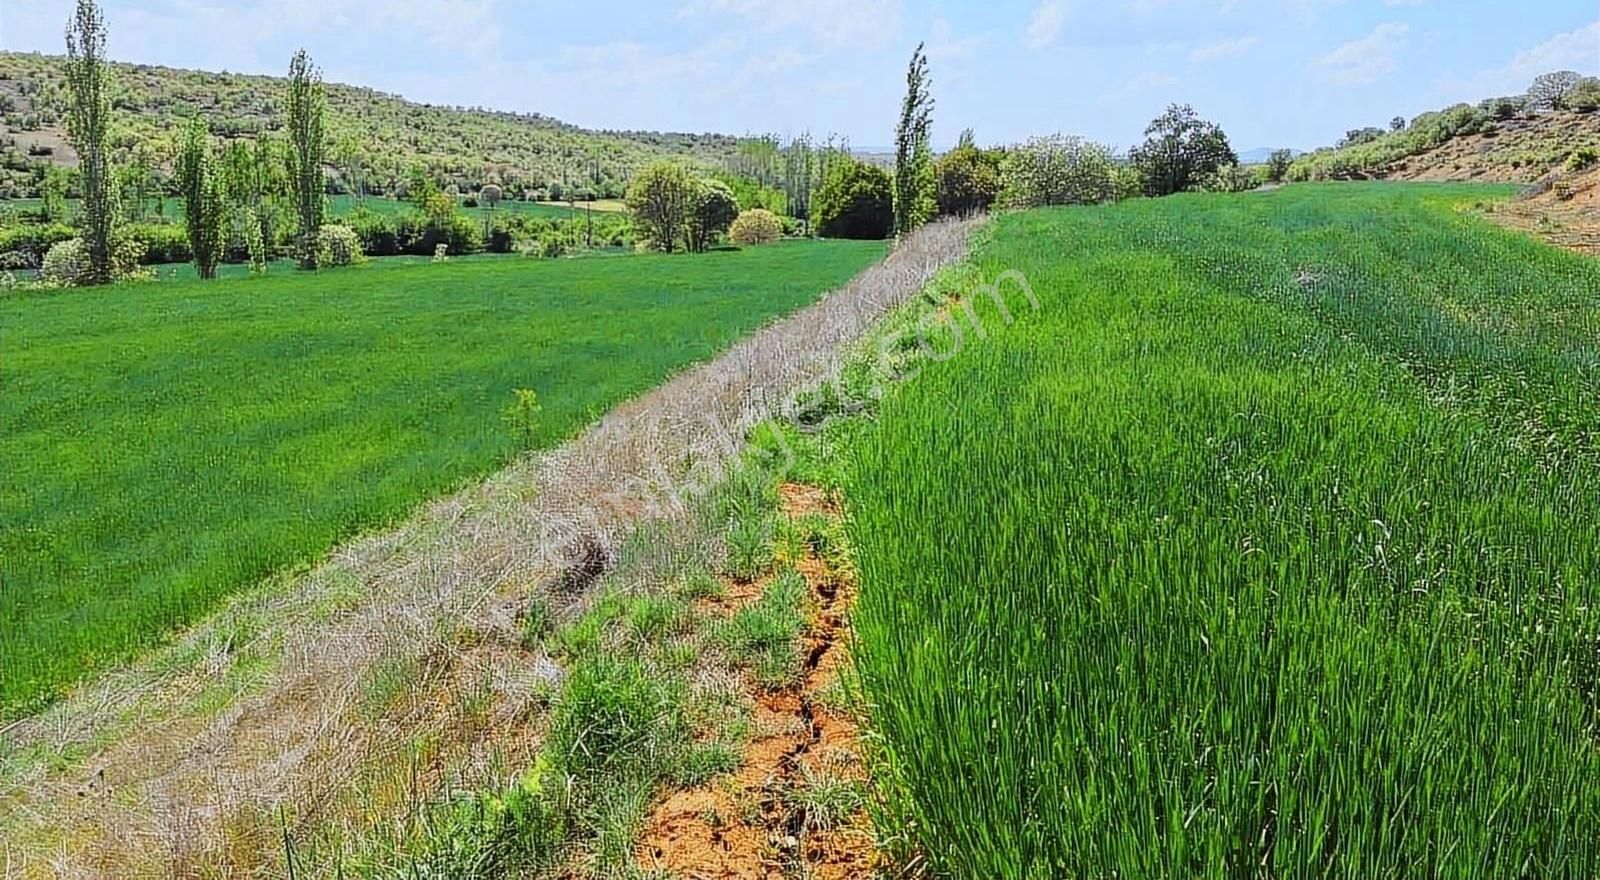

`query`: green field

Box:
[0,239,886,718]
[844,184,1600,875]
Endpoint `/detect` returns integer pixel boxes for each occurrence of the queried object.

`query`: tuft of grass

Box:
[671,567,723,601]
[722,515,775,583]
[519,598,555,649]
[717,569,810,689]
[786,762,865,833]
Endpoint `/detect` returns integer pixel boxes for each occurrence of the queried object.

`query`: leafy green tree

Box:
[335,135,366,201]
[406,164,439,208]
[814,157,893,240]
[40,165,71,223]
[1528,71,1582,112]
[626,162,697,253]
[1265,149,1295,184]
[285,49,326,269]
[688,178,739,252]
[935,130,1002,216]
[178,117,227,279]
[224,133,287,265]
[893,42,935,238]
[63,0,119,285]
[1129,104,1238,197]
[1565,77,1600,113]
[117,147,155,222]
[1000,135,1118,207]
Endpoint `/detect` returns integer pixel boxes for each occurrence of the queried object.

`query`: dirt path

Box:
[636,483,875,879]
[0,220,978,878]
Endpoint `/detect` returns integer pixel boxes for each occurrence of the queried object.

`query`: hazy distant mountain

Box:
[1237,147,1300,164]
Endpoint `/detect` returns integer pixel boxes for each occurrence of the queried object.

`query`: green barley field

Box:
[0,238,885,718]
[845,184,1600,877]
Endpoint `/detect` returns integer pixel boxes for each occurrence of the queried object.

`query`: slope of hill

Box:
[1291,107,1599,184]
[0,51,739,200]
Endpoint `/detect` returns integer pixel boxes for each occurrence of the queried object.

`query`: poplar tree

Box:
[285,49,326,269]
[893,43,935,239]
[63,0,119,285]
[178,117,227,279]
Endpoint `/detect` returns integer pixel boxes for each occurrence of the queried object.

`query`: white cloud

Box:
[1438,18,1600,100]
[1025,0,1068,50]
[1189,35,1258,62]
[926,17,984,65]
[677,0,902,50]
[1313,22,1408,86]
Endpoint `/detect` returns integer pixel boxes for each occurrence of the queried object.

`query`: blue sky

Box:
[2,0,1596,151]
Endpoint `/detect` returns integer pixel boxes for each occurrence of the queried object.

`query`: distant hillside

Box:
[0,51,739,200]
[1291,102,1600,184]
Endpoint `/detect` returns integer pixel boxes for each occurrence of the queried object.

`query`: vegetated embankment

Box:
[843,184,1600,876]
[0,219,977,876]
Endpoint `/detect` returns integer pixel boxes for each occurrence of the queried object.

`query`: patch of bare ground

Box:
[1385,111,1600,183]
[637,484,874,880]
[0,219,979,877]
[1483,164,1600,256]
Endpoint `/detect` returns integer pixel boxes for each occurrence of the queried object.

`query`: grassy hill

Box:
[0,50,739,201]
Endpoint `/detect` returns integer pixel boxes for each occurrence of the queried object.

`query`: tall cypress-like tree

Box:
[285,49,326,270]
[892,43,934,239]
[178,117,227,280]
[63,0,118,285]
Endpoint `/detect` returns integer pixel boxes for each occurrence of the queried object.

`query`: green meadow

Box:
[0,238,885,717]
[844,184,1600,876]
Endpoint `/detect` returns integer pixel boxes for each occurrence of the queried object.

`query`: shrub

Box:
[1130,104,1237,196]
[1566,78,1600,114]
[688,178,739,252]
[0,222,76,265]
[1481,96,1526,120]
[1568,146,1599,171]
[1200,164,1259,193]
[814,157,894,240]
[347,208,400,256]
[935,133,1003,216]
[126,223,190,265]
[40,233,146,287]
[314,224,366,267]
[0,250,36,270]
[729,208,782,246]
[1265,149,1295,184]
[39,238,91,286]
[1001,135,1118,208]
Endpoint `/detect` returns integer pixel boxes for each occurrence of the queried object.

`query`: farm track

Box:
[0,218,979,878]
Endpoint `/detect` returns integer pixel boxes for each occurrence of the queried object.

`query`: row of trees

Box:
[878,47,1241,241]
[52,0,329,285]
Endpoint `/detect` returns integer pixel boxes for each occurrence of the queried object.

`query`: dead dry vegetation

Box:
[0,217,979,878]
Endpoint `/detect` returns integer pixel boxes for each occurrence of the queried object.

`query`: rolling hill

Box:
[0,50,739,201]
